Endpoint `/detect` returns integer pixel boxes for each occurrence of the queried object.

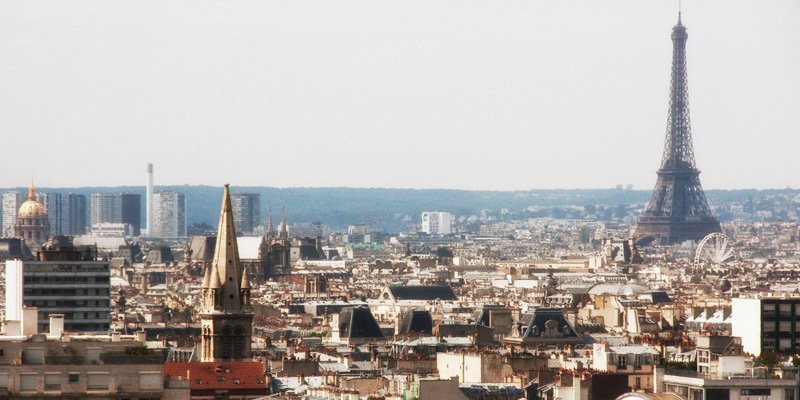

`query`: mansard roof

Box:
[398,310,433,335]
[387,284,458,301]
[339,307,384,340]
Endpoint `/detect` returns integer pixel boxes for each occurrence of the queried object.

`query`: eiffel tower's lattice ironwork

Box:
[635,15,720,245]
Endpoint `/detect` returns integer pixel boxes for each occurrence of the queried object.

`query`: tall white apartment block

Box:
[2,192,23,237]
[421,211,453,235]
[152,191,186,238]
[146,163,153,236]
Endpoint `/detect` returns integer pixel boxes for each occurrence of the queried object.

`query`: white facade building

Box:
[146,162,153,236]
[421,211,452,235]
[5,257,111,333]
[731,297,763,356]
[151,191,186,238]
[2,191,22,237]
[89,222,132,237]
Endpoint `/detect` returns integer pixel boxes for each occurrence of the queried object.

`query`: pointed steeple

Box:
[202,263,212,288]
[279,208,288,239]
[200,185,254,364]
[210,267,222,289]
[266,207,274,238]
[210,184,243,312]
[240,265,252,307]
[241,265,251,290]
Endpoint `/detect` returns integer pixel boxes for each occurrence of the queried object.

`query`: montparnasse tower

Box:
[15,180,50,247]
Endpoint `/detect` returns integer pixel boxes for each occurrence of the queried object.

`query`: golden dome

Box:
[17,183,47,218]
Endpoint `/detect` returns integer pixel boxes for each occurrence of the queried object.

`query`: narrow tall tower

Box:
[635,15,720,245]
[199,184,253,362]
[146,163,154,236]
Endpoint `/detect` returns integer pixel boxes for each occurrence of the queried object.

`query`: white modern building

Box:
[146,162,154,236]
[421,211,452,235]
[4,240,111,333]
[151,191,186,238]
[89,222,132,237]
[1,191,22,237]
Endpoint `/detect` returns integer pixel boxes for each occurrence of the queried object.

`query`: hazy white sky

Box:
[1,0,798,190]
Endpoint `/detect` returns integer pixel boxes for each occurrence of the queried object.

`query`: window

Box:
[139,372,162,391]
[22,348,45,364]
[618,355,627,368]
[87,373,109,390]
[68,373,80,383]
[20,374,38,392]
[0,373,9,389]
[45,374,62,391]
[787,388,796,400]
[742,389,771,396]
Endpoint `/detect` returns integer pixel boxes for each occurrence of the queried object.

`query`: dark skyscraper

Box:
[41,193,87,236]
[635,14,720,245]
[121,194,141,236]
[231,193,260,234]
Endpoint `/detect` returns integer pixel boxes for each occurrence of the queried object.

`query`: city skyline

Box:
[1,0,798,190]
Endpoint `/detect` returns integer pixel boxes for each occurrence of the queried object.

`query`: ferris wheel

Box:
[694,232,738,265]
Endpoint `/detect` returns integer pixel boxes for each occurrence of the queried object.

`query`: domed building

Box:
[15,182,49,246]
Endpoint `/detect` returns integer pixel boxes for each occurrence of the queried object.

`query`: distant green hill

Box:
[1,186,794,232]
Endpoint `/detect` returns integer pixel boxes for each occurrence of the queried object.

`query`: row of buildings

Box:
[0,185,279,240]
[6,180,800,399]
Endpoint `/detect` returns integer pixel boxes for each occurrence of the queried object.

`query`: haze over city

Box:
[7,1,800,399]
[1,0,798,190]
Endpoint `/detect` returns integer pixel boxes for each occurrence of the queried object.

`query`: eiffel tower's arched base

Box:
[634,216,720,245]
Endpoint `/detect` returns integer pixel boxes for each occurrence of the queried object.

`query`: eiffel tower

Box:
[635,13,720,245]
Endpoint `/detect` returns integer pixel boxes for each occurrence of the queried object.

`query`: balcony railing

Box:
[100,353,163,365]
[45,355,86,365]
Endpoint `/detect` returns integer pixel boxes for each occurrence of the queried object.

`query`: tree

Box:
[755,349,780,374]
[435,247,453,258]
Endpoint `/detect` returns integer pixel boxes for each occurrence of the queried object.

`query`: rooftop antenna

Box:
[678,0,682,23]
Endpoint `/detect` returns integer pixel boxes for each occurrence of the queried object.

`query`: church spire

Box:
[266,207,274,238]
[209,184,243,312]
[279,208,288,239]
[200,184,254,363]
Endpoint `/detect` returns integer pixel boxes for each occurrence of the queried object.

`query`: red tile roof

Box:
[165,361,268,392]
